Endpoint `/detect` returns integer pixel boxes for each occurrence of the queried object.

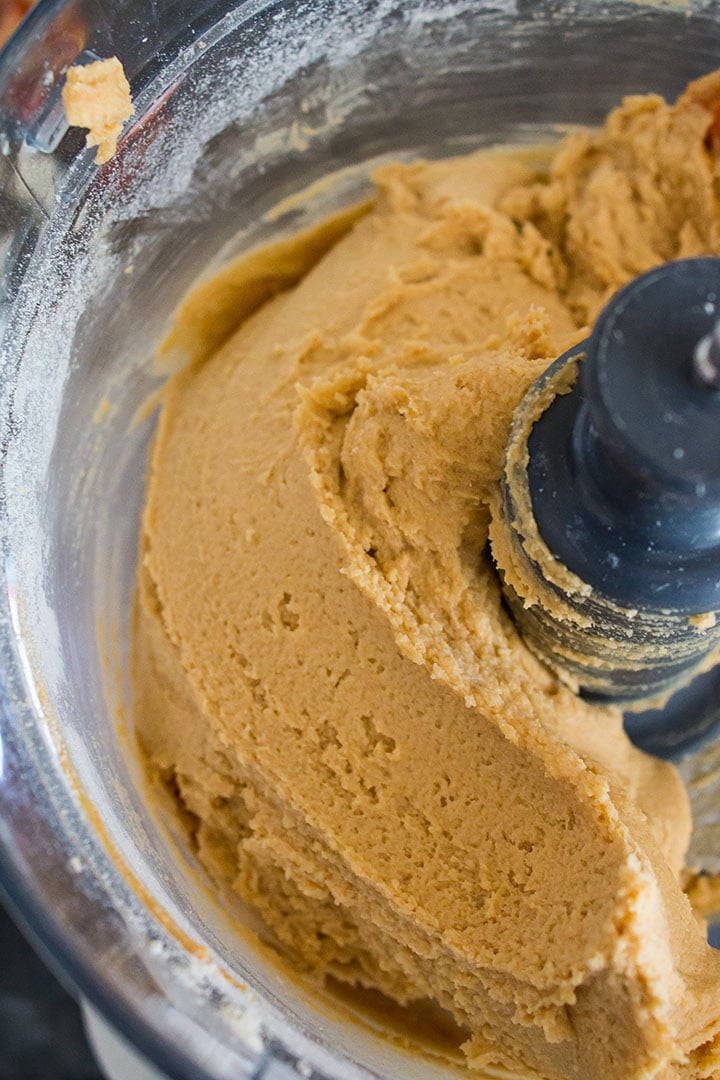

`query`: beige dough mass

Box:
[134,75,720,1080]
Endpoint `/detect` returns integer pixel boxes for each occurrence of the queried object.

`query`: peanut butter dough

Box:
[134,77,720,1079]
[62,56,133,164]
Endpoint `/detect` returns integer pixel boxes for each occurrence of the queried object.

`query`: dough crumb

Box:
[62,57,133,165]
[685,871,720,920]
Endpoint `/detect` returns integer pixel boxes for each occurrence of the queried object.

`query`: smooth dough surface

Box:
[134,77,720,1080]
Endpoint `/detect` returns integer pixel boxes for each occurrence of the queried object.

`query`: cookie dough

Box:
[62,56,133,164]
[134,76,720,1079]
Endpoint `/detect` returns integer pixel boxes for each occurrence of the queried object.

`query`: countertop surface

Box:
[0,898,102,1080]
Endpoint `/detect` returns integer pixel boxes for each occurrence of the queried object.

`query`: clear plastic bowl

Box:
[2,2,720,1078]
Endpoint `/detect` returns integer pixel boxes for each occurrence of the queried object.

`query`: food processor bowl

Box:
[2,2,720,1078]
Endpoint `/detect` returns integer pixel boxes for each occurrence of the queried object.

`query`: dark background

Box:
[0,900,102,1080]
